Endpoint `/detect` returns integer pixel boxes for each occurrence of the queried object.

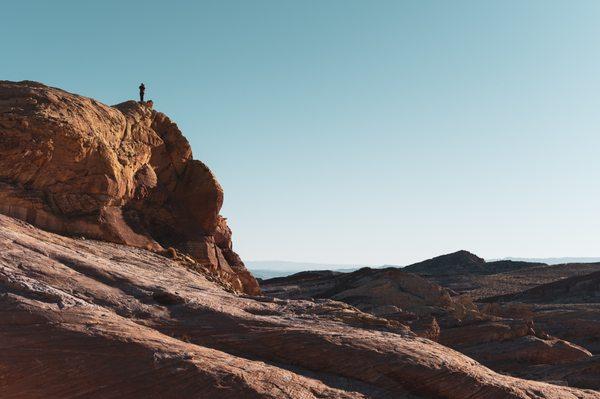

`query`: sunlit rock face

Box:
[0,80,259,295]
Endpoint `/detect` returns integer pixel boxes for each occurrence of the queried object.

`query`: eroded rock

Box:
[0,80,259,294]
[0,214,598,398]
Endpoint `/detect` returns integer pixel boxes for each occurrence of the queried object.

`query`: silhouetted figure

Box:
[139,83,145,103]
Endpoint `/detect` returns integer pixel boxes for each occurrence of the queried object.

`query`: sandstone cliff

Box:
[0,80,258,294]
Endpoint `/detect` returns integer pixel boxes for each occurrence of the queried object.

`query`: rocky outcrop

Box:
[486,270,600,304]
[0,80,259,294]
[480,292,600,355]
[443,323,592,372]
[403,250,487,275]
[401,251,599,300]
[475,270,600,356]
[526,304,600,354]
[261,266,598,389]
[262,267,480,327]
[520,356,600,391]
[1,214,598,398]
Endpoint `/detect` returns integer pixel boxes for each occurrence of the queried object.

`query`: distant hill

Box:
[403,250,486,275]
[403,250,545,276]
[399,251,600,300]
[493,257,600,265]
[248,254,567,279]
[245,260,366,279]
[248,255,600,279]
[260,266,472,321]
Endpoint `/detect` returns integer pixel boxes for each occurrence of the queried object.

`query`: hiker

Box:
[139,83,145,103]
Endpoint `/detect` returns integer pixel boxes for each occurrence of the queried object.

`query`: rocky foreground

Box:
[0,81,598,398]
[1,214,599,399]
[0,80,258,295]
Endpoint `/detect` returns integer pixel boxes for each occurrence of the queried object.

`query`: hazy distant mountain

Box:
[248,256,600,279]
[493,257,600,265]
[245,260,368,279]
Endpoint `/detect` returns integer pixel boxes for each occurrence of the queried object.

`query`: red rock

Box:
[0,214,598,399]
[0,80,258,295]
[261,266,598,388]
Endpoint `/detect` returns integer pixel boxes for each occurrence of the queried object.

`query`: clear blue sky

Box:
[3,1,600,265]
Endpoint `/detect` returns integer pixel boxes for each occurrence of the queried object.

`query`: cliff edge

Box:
[0,80,259,295]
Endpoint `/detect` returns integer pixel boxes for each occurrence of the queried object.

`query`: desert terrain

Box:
[0,81,598,398]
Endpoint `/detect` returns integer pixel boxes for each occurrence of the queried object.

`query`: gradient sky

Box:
[3,1,600,265]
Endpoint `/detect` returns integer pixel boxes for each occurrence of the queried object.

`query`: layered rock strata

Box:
[0,80,258,294]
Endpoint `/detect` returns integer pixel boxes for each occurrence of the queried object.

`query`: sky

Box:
[3,1,600,266]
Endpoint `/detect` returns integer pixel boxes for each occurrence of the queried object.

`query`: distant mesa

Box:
[404,250,546,276]
[0,80,259,295]
[403,250,486,275]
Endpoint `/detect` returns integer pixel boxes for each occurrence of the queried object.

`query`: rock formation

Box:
[485,270,600,304]
[403,250,488,275]
[1,81,599,398]
[403,250,546,277]
[401,250,599,300]
[0,80,259,294]
[403,251,600,368]
[1,214,598,398]
[261,265,598,389]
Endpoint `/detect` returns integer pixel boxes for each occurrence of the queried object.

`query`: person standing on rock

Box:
[139,83,145,103]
